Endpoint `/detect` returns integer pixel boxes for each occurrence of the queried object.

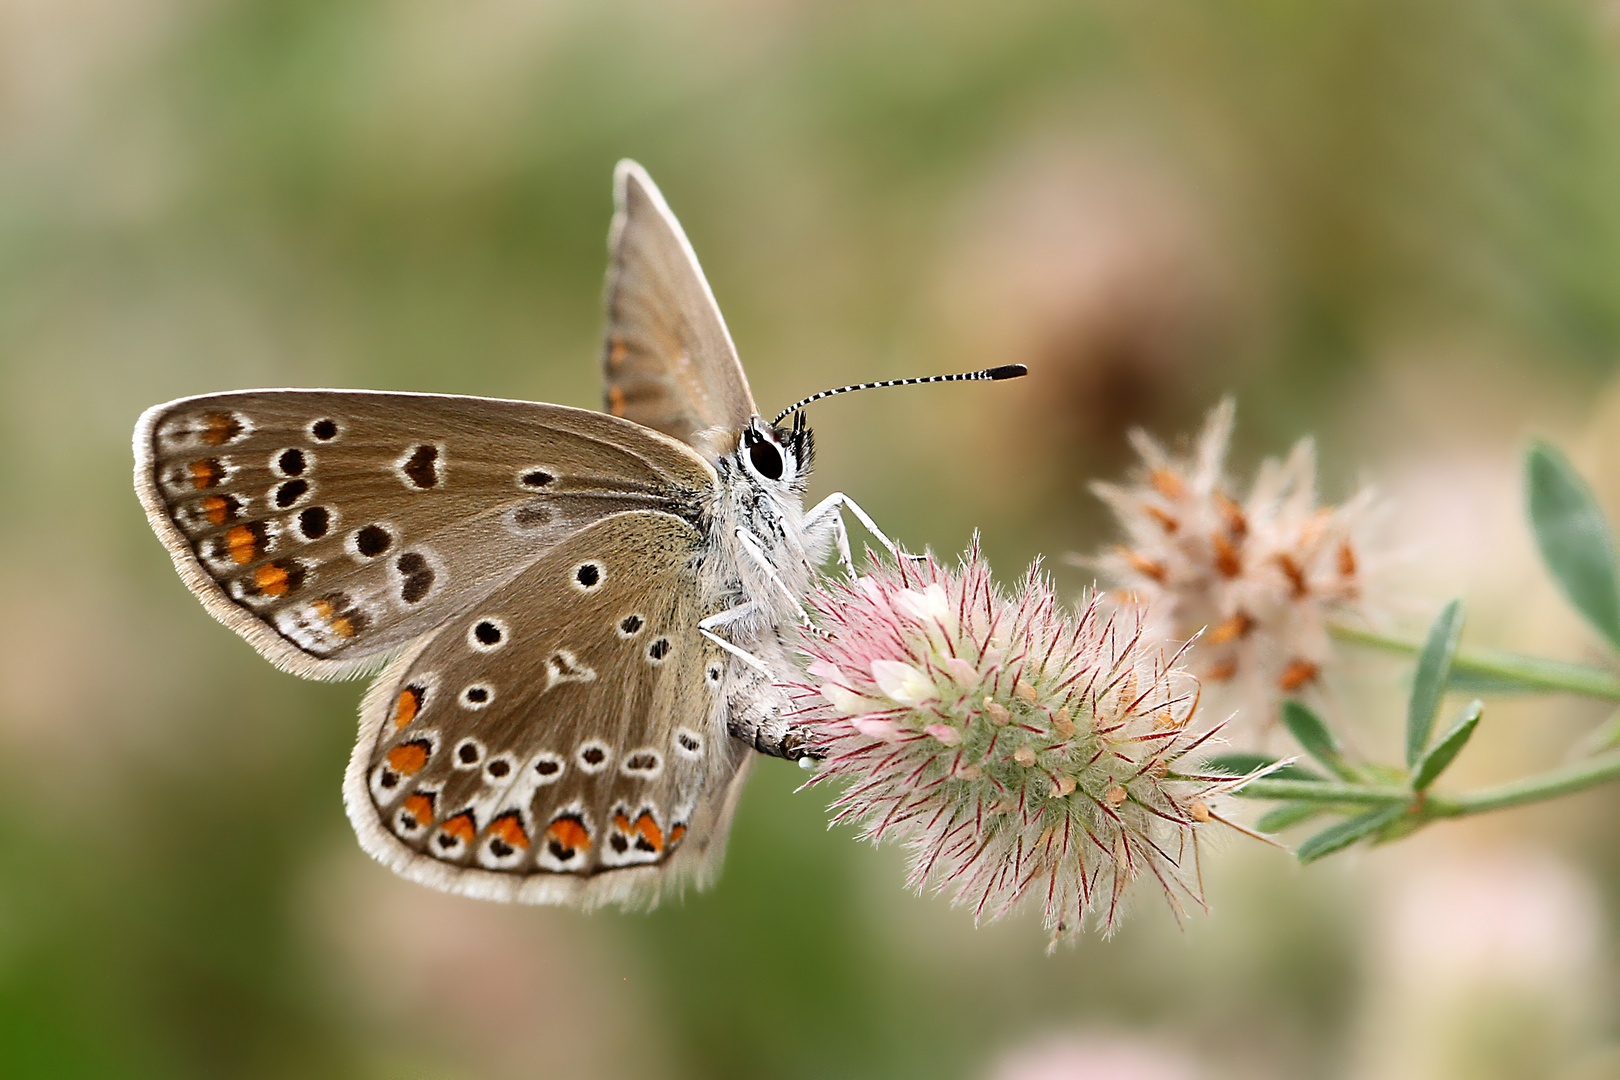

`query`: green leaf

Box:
[1198,752,1324,783]
[1445,667,1527,696]
[1296,804,1409,864]
[1527,440,1620,652]
[1282,700,1357,780]
[1411,700,1482,791]
[1406,599,1466,767]
[1370,810,1424,847]
[1256,802,1327,832]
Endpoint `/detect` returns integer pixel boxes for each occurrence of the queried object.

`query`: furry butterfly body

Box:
[133,162,867,908]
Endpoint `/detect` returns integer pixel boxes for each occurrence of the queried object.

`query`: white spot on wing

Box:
[467,617,508,652]
[673,728,704,759]
[452,738,485,769]
[620,748,664,780]
[570,561,604,592]
[575,740,612,774]
[530,751,566,785]
[544,650,595,689]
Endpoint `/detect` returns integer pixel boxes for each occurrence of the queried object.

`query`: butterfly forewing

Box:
[601,161,756,459]
[345,512,751,907]
[134,389,716,678]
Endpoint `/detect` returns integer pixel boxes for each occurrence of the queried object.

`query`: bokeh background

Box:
[6,1,1620,1077]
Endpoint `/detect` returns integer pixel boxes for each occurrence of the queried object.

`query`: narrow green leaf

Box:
[1411,700,1482,791]
[1406,599,1466,767]
[1370,810,1424,847]
[1256,802,1327,832]
[1444,667,1527,696]
[1198,752,1324,783]
[1527,440,1620,652]
[1296,804,1408,864]
[1282,700,1357,780]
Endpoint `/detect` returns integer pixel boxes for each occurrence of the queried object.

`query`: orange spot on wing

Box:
[1205,658,1238,682]
[392,688,421,730]
[667,823,687,848]
[201,412,241,446]
[489,813,530,850]
[608,385,627,417]
[254,562,289,596]
[633,811,664,853]
[387,741,430,776]
[330,615,358,639]
[547,816,591,852]
[188,459,222,489]
[202,495,233,526]
[401,792,435,827]
[225,525,260,565]
[608,339,628,367]
[613,811,631,833]
[312,597,336,618]
[440,812,476,845]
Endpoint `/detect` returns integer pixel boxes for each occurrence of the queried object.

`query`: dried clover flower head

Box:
[1087,398,1375,732]
[790,544,1227,942]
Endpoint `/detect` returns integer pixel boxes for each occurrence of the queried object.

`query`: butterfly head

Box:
[736,413,814,494]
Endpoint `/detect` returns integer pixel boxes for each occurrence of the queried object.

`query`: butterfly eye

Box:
[748,439,784,481]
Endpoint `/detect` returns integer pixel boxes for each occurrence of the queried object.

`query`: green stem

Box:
[1423,752,1620,817]
[1329,623,1620,701]
[1223,778,1410,805]
[1215,753,1620,819]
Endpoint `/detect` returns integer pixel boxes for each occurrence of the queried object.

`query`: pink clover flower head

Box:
[1087,398,1378,734]
[791,543,1227,942]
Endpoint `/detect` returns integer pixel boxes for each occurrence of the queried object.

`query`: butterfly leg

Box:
[698,602,819,763]
[802,492,918,575]
[802,495,856,573]
[734,527,813,621]
[698,603,774,675]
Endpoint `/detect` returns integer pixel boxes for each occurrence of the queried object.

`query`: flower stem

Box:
[1329,623,1620,701]
[1222,777,1410,805]
[1422,752,1620,817]
[1217,752,1620,819]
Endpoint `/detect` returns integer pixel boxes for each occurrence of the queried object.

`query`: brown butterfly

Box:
[133,161,1023,908]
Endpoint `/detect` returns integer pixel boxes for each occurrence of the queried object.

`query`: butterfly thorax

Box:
[699,419,821,630]
[694,417,828,759]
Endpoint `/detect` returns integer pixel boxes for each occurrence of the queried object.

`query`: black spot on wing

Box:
[402,445,440,489]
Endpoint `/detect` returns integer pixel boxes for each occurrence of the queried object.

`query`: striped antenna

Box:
[771,364,1027,426]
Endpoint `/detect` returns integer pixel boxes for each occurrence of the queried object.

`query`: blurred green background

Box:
[6,1,1620,1077]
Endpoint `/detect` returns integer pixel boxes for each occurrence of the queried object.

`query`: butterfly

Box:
[133,160,1023,909]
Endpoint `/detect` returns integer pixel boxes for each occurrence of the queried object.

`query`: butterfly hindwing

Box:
[344,511,752,908]
[133,389,716,679]
[600,160,757,460]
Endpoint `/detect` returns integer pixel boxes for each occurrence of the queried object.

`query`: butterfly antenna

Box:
[770,365,1028,427]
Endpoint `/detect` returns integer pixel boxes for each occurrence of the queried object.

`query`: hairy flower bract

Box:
[790,545,1226,942]
[1087,398,1377,735]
